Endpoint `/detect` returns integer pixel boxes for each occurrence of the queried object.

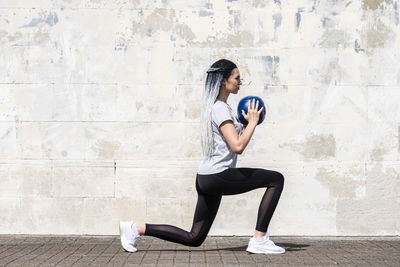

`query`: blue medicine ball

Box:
[237,96,266,126]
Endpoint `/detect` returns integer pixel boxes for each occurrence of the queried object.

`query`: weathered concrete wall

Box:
[0,0,399,235]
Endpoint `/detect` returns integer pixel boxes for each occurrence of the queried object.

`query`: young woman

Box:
[120,59,285,254]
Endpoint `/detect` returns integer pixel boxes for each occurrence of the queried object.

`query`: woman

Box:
[120,59,285,254]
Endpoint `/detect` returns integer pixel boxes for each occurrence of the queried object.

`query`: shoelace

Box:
[266,239,277,245]
[132,228,140,242]
[127,235,140,246]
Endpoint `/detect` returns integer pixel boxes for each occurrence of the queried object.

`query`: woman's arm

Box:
[219,99,262,154]
[220,120,257,154]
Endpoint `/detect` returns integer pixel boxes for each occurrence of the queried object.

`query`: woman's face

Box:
[222,68,242,94]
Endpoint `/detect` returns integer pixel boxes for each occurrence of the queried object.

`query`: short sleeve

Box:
[212,102,233,128]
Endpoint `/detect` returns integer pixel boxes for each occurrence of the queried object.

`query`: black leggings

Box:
[144,167,284,247]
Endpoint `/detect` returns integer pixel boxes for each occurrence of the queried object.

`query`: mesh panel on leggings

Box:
[255,187,282,232]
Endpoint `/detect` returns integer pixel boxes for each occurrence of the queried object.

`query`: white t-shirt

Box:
[198,99,243,175]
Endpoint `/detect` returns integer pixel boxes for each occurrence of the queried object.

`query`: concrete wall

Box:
[0,0,399,236]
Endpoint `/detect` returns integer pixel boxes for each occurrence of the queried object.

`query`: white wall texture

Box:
[0,0,399,236]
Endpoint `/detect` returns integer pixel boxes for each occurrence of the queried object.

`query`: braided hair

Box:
[200,59,237,158]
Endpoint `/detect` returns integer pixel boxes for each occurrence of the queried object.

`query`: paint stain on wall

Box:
[308,57,344,85]
[295,8,303,32]
[319,29,347,48]
[354,39,365,53]
[130,8,196,43]
[233,13,241,27]
[0,30,23,44]
[184,105,200,119]
[92,140,120,159]
[146,28,152,37]
[370,142,388,160]
[272,13,282,30]
[41,141,53,158]
[144,8,174,33]
[199,10,214,17]
[1,128,11,140]
[205,3,213,9]
[198,30,253,48]
[185,149,197,158]
[321,17,331,27]
[136,101,143,111]
[243,64,251,76]
[174,24,195,42]
[262,56,280,85]
[22,11,58,28]
[33,28,50,43]
[362,0,388,10]
[315,167,363,198]
[280,134,336,159]
[253,0,267,8]
[363,18,394,48]
[129,8,253,47]
[115,38,128,52]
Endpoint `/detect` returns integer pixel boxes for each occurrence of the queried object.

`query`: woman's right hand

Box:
[241,98,264,125]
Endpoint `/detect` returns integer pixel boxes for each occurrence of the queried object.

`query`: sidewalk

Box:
[0,235,399,266]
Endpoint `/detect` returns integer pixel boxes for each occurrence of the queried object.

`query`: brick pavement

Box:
[0,235,399,266]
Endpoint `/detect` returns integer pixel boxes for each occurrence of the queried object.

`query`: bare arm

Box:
[219,98,263,154]
[220,120,257,154]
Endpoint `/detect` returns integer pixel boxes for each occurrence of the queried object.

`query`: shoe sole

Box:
[246,247,285,254]
[119,222,137,253]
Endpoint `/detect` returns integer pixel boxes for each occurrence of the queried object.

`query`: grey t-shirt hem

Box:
[197,166,230,175]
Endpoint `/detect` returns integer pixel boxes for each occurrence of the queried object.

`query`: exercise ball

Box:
[237,96,266,126]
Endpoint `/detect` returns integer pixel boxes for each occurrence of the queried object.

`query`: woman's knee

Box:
[186,234,206,247]
[274,171,285,188]
[258,169,284,188]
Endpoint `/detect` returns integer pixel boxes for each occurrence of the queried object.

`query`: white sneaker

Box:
[246,235,285,254]
[119,221,140,252]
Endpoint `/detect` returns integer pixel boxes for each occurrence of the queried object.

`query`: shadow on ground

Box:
[140,242,310,252]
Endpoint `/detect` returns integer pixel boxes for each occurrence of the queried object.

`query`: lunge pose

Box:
[120,59,285,254]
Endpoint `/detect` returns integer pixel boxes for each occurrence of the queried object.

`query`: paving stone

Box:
[0,235,398,266]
